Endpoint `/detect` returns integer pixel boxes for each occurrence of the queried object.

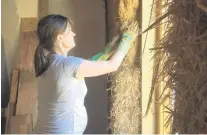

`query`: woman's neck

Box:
[53,46,68,57]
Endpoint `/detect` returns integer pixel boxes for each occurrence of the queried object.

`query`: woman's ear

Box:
[56,34,63,43]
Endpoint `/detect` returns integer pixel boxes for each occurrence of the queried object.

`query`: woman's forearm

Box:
[108,33,133,70]
[89,35,120,61]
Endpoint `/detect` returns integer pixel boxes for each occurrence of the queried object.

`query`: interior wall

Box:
[16,0,38,17]
[141,0,156,133]
[1,0,38,108]
[48,0,108,134]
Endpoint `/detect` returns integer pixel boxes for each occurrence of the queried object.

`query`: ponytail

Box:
[34,45,50,77]
[35,14,69,77]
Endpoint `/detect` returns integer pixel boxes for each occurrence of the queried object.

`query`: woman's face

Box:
[61,22,76,50]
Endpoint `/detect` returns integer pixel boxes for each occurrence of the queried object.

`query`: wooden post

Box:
[38,0,49,19]
[5,69,20,133]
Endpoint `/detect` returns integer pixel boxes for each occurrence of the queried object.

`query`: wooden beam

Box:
[141,0,156,133]
[20,18,38,32]
[5,69,20,134]
[38,0,49,19]
[5,103,15,134]
[18,31,37,71]
[155,0,162,133]
[15,71,37,130]
[9,114,32,134]
[9,69,20,103]
[155,0,172,133]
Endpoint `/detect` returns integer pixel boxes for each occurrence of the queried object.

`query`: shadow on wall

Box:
[1,35,10,108]
[1,0,21,108]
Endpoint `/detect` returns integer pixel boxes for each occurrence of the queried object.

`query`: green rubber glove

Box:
[90,21,138,61]
[89,35,120,61]
[89,33,133,61]
[89,45,112,61]
[89,52,104,61]
[117,33,133,54]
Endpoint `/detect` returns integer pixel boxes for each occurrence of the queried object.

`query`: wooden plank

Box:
[17,18,38,71]
[10,114,32,126]
[9,69,20,103]
[10,124,32,134]
[14,124,33,134]
[38,0,48,19]
[5,103,15,134]
[20,18,38,32]
[16,102,37,130]
[16,101,37,115]
[9,114,32,134]
[5,103,15,118]
[16,71,37,103]
[15,71,37,129]
[18,31,37,71]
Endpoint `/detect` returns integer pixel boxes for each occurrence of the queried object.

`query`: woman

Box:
[33,14,137,134]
